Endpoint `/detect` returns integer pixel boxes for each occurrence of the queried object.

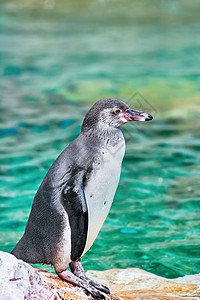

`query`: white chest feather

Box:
[83,138,125,254]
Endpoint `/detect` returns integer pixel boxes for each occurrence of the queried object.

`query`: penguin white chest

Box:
[83,139,125,254]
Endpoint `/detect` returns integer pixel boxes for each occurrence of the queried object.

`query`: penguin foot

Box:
[87,278,110,295]
[69,260,110,295]
[57,269,106,299]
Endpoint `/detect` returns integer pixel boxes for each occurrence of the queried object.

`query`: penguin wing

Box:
[61,169,88,261]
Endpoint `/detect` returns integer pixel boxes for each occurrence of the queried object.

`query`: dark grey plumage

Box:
[12,132,99,268]
[81,98,129,131]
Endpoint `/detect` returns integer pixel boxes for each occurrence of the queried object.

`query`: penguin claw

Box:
[89,289,105,299]
[90,281,110,294]
[80,283,106,299]
[100,285,110,295]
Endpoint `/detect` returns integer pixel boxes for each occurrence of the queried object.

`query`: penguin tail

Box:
[11,235,45,264]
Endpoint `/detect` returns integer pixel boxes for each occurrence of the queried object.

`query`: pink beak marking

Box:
[122,110,153,122]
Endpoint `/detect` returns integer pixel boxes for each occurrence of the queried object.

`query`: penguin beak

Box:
[123,108,153,122]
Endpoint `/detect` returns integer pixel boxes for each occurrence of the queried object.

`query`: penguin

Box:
[11,98,153,299]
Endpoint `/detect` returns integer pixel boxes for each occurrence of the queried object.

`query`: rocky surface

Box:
[88,269,200,300]
[0,251,200,300]
[0,251,119,300]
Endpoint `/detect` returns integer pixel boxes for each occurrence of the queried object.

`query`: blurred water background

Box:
[0,0,200,278]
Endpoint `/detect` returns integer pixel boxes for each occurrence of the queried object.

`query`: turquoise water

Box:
[1,0,200,279]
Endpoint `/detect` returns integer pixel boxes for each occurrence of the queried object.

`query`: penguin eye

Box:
[115,109,121,114]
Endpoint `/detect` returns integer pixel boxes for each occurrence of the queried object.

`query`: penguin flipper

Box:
[62,169,88,261]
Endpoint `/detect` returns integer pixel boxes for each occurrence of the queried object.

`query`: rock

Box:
[87,268,200,300]
[0,251,120,300]
[0,251,200,300]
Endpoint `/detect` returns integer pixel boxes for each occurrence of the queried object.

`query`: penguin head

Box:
[81,98,153,132]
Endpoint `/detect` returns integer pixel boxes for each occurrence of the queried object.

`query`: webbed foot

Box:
[57,267,107,299]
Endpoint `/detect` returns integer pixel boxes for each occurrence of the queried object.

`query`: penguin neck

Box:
[82,124,124,147]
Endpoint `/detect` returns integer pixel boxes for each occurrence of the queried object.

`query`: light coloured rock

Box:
[1,251,200,300]
[0,251,60,300]
[88,268,200,300]
[0,251,120,300]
